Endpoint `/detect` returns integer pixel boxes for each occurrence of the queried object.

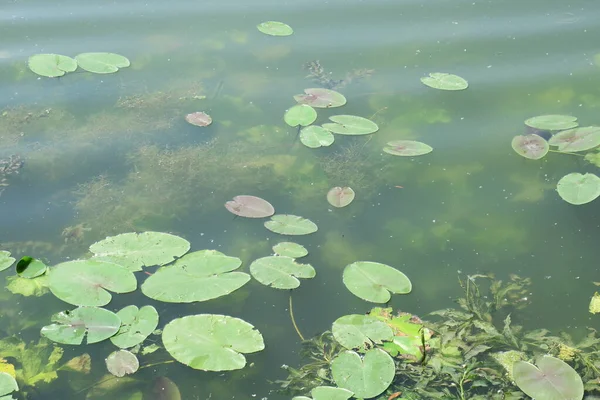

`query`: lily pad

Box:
[556,173,600,205]
[0,372,18,398]
[548,126,600,152]
[106,350,139,377]
[294,88,347,108]
[225,195,275,218]
[272,242,308,258]
[75,52,130,74]
[162,314,265,371]
[330,349,395,398]
[511,135,549,160]
[185,112,212,127]
[322,115,378,135]
[0,251,15,272]
[28,54,77,77]
[342,261,412,303]
[300,126,335,148]
[264,214,318,235]
[332,314,393,351]
[146,376,181,400]
[420,72,468,91]
[525,115,578,131]
[90,231,191,272]
[48,259,137,306]
[41,306,121,345]
[16,256,47,278]
[383,140,433,157]
[257,21,293,36]
[513,355,584,400]
[284,104,317,127]
[590,292,600,314]
[293,386,354,400]
[327,187,355,208]
[110,305,159,349]
[249,256,315,289]
[142,250,250,303]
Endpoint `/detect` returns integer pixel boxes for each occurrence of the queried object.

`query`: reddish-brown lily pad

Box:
[327,187,355,208]
[225,195,275,218]
[185,112,212,127]
[511,134,549,160]
[294,88,347,108]
[548,126,600,152]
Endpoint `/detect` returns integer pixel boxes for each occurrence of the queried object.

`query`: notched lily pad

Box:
[525,115,578,131]
[383,140,433,157]
[327,187,355,208]
[284,104,317,127]
[264,214,318,235]
[41,306,121,345]
[294,88,346,108]
[556,173,600,205]
[300,126,335,148]
[331,349,395,398]
[0,251,16,272]
[548,126,600,152]
[250,255,315,289]
[322,115,378,135]
[225,195,275,218]
[28,54,77,77]
[75,52,130,74]
[513,355,584,400]
[511,134,549,160]
[110,305,159,349]
[106,350,139,377]
[257,21,293,36]
[185,112,213,127]
[332,314,393,351]
[342,261,412,303]
[420,72,468,91]
[272,242,308,258]
[0,372,19,397]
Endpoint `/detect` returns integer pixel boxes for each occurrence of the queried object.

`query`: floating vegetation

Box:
[0,155,24,196]
[322,115,379,135]
[511,134,549,160]
[284,104,317,127]
[525,114,578,131]
[185,111,213,127]
[75,52,130,74]
[0,251,15,272]
[342,261,412,303]
[383,140,433,156]
[257,21,293,37]
[28,52,130,77]
[513,355,583,399]
[294,88,347,108]
[264,214,318,235]
[326,186,355,208]
[225,195,275,218]
[548,126,600,152]
[105,350,139,377]
[420,72,469,91]
[272,242,308,258]
[303,60,374,90]
[300,126,335,148]
[250,255,315,289]
[556,173,600,205]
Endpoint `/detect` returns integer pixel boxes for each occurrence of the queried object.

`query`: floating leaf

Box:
[556,173,600,205]
[225,195,275,218]
[48,259,137,306]
[41,306,121,345]
[420,72,468,91]
[513,355,584,400]
[590,292,600,314]
[322,115,378,135]
[0,251,15,272]
[146,376,181,400]
[284,104,317,127]
[162,314,264,371]
[332,314,393,351]
[28,54,77,77]
[272,242,308,258]
[294,88,347,108]
[249,256,315,289]
[257,21,293,36]
[264,214,318,235]
[75,52,130,74]
[511,135,549,160]
[110,305,159,349]
[300,126,335,148]
[185,112,212,127]
[331,349,395,398]
[383,140,433,157]
[0,372,18,397]
[16,256,47,278]
[525,115,578,131]
[548,126,600,152]
[90,231,191,272]
[342,261,412,303]
[327,187,355,208]
[106,350,139,377]
[142,250,250,303]
[295,386,354,400]
[5,274,50,297]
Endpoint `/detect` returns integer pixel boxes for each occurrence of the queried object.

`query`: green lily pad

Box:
[556,173,600,205]
[294,88,347,108]
[75,52,130,74]
[141,250,250,303]
[249,256,315,289]
[284,104,317,127]
[590,292,600,314]
[420,72,468,91]
[257,21,293,36]
[293,386,354,400]
[300,126,335,148]
[525,115,578,131]
[264,214,318,235]
[548,126,600,152]
[16,256,47,278]
[48,259,137,306]
[41,306,121,345]
[106,350,139,377]
[90,231,191,272]
[272,242,308,258]
[327,187,355,208]
[0,251,15,272]
[332,314,393,351]
[5,274,50,297]
[342,261,412,303]
[513,355,584,400]
[511,135,549,160]
[162,314,265,371]
[110,305,159,349]
[28,54,77,77]
[322,115,378,135]
[330,349,395,398]
[383,140,433,157]
[0,372,18,398]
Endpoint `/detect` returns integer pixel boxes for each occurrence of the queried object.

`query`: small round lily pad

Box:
[106,350,139,377]
[327,187,355,208]
[294,88,347,108]
[300,126,335,148]
[265,214,318,235]
[257,21,294,36]
[420,73,468,91]
[284,104,317,127]
[556,173,600,205]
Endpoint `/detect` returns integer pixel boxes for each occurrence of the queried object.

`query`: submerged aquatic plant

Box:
[303,60,373,90]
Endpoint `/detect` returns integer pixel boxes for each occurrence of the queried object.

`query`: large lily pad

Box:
[383,140,433,157]
[106,350,139,377]
[300,126,335,148]
[332,314,393,351]
[28,54,77,77]
[110,305,159,348]
[548,126,600,152]
[513,355,584,400]
[284,104,317,127]
[273,242,308,258]
[41,306,121,345]
[511,135,549,160]
[90,231,190,272]
[264,214,318,235]
[16,256,47,278]
[342,261,412,303]
[293,386,354,400]
[0,251,15,272]
[0,372,18,398]
[257,21,293,36]
[249,256,315,289]
[556,173,600,205]
[331,349,395,398]
[294,88,347,108]
[142,250,250,303]
[225,195,275,218]
[75,52,130,74]
[525,115,578,131]
[420,72,468,91]
[322,115,378,135]
[327,187,355,208]
[162,314,265,371]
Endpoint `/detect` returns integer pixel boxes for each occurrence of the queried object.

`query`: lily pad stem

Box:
[289,292,305,341]
[548,149,584,157]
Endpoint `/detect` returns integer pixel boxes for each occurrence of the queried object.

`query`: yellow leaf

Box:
[0,358,16,378]
[590,292,600,314]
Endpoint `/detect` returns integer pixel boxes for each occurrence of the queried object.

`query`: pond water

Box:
[1,0,600,399]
